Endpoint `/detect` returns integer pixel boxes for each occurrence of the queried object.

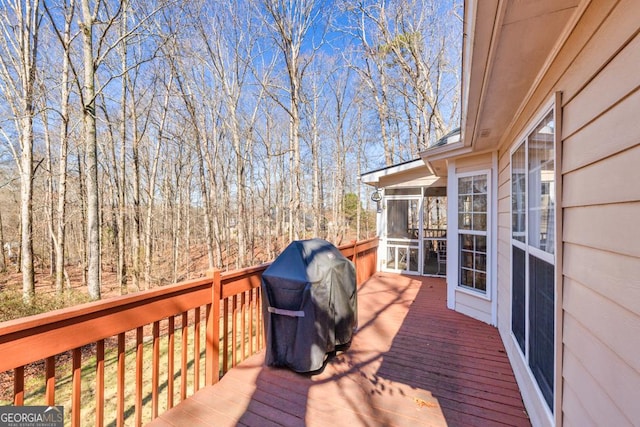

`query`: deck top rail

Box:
[0,237,378,426]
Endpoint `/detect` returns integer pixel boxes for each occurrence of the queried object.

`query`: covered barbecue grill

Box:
[261,238,357,373]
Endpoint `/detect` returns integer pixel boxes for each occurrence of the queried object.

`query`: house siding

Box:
[495,1,640,426]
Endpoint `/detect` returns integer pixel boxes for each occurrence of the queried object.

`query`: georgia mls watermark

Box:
[0,406,63,427]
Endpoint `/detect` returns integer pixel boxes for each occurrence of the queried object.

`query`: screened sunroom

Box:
[361,159,447,277]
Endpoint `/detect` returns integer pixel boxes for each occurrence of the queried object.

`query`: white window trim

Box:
[455,169,492,300]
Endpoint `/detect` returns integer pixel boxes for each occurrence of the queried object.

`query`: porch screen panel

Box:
[512,246,526,352]
[387,200,409,238]
[529,255,555,410]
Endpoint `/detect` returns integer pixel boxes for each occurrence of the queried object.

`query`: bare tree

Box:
[346,0,461,153]
[259,0,327,241]
[117,0,128,293]
[0,0,43,303]
[77,0,163,298]
[143,73,171,286]
[42,0,76,294]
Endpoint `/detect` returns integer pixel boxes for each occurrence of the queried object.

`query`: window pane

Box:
[473,213,487,231]
[529,255,555,410]
[458,234,488,294]
[528,111,555,254]
[473,176,487,194]
[473,194,487,211]
[512,143,526,242]
[476,235,487,252]
[458,176,473,194]
[475,272,487,291]
[459,213,471,230]
[461,234,474,250]
[461,269,473,287]
[461,251,473,269]
[512,246,526,352]
[459,194,471,213]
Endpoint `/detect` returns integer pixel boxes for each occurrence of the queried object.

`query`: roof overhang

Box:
[360,158,445,189]
[360,159,426,186]
[422,0,584,162]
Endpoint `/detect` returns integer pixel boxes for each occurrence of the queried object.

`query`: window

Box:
[457,173,488,294]
[510,109,555,412]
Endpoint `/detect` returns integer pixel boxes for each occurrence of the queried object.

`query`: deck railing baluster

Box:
[152,321,160,419]
[116,333,125,427]
[232,294,238,368]
[167,316,175,407]
[205,268,221,386]
[222,298,229,374]
[248,289,254,356]
[135,327,144,427]
[45,356,55,406]
[14,366,24,406]
[96,340,105,427]
[71,347,81,427]
[194,306,201,391]
[0,239,377,426]
[180,312,188,401]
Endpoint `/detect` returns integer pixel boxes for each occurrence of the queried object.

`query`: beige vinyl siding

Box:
[563,244,640,319]
[561,31,640,138]
[454,152,493,174]
[562,145,640,206]
[562,349,631,427]
[494,2,640,425]
[560,25,640,422]
[561,384,595,427]
[563,88,640,174]
[454,291,491,324]
[496,154,512,334]
[562,314,640,423]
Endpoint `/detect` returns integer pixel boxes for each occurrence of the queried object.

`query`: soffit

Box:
[464,0,581,152]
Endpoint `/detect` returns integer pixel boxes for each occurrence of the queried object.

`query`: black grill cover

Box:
[261,238,357,372]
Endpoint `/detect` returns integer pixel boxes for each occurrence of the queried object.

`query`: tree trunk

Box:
[20,123,34,303]
[117,0,128,294]
[131,101,141,290]
[80,0,100,299]
[54,14,71,294]
[44,114,54,277]
[144,77,170,285]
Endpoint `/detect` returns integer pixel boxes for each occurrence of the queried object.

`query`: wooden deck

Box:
[148,273,530,427]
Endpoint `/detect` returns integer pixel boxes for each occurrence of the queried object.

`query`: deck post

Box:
[353,240,360,285]
[206,268,221,385]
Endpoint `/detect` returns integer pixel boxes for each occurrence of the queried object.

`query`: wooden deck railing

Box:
[0,237,378,427]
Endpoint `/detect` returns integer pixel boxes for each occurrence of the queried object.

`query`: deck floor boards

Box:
[148,273,530,427]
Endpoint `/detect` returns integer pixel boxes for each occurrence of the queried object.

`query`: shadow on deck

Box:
[148,273,530,427]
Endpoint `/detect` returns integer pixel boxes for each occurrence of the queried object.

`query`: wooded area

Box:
[0,0,461,303]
